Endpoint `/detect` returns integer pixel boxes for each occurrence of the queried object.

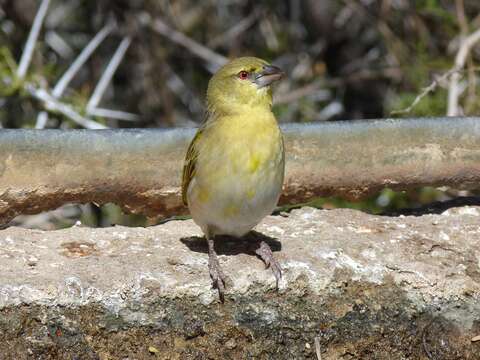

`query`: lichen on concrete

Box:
[0,206,480,359]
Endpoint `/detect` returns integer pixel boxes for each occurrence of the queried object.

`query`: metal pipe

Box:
[0,117,479,224]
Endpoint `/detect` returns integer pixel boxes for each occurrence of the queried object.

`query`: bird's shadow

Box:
[180,230,281,256]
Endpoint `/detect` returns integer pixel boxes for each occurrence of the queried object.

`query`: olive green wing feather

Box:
[181,128,203,206]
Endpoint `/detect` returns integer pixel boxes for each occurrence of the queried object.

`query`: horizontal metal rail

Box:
[0,117,479,224]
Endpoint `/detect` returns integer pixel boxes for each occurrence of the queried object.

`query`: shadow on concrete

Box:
[180,230,282,257]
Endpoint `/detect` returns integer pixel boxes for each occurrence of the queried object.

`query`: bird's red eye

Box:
[238,70,249,80]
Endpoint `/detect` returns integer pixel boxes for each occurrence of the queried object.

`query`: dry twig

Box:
[207,10,259,48]
[53,23,114,98]
[455,0,478,113]
[165,64,203,115]
[36,23,115,129]
[29,86,107,129]
[86,37,132,115]
[390,69,456,116]
[45,30,74,58]
[447,27,480,116]
[87,108,138,122]
[144,14,227,72]
[13,0,128,129]
[274,81,325,105]
[17,0,51,79]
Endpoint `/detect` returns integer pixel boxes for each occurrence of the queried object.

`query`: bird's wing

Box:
[181,126,204,206]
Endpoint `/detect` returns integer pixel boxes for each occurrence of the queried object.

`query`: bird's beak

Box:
[254,64,284,88]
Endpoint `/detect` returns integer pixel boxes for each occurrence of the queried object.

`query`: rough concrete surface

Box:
[0,206,480,359]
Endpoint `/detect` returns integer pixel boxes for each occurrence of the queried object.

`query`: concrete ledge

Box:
[1,207,480,358]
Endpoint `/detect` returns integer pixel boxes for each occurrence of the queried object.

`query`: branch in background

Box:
[390,69,457,116]
[88,108,138,122]
[275,67,401,106]
[207,10,259,48]
[447,27,480,116]
[274,81,326,105]
[35,112,49,129]
[140,11,365,113]
[44,0,80,29]
[36,23,115,129]
[28,85,107,129]
[455,0,468,36]
[142,14,227,72]
[53,23,114,98]
[17,0,51,79]
[392,9,480,118]
[259,17,280,51]
[14,0,52,129]
[86,37,131,114]
[315,101,343,121]
[165,64,203,115]
[45,30,74,59]
[13,1,135,129]
[455,0,477,114]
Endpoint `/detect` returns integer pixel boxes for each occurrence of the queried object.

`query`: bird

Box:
[181,57,285,301]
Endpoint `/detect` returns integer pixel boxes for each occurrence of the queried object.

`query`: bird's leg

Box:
[255,240,282,288]
[207,236,226,302]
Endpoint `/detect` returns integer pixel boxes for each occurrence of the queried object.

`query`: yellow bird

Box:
[182,57,285,300]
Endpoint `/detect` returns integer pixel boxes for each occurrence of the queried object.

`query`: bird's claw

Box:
[207,237,227,302]
[255,240,282,288]
[208,253,226,302]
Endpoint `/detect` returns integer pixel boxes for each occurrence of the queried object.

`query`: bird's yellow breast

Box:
[187,109,284,236]
[195,110,283,192]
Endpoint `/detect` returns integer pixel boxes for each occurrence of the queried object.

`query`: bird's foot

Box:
[207,237,227,302]
[255,240,282,288]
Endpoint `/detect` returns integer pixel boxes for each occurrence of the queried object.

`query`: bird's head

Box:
[206,57,284,115]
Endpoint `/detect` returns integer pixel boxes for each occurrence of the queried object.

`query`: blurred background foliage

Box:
[1,0,479,229]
